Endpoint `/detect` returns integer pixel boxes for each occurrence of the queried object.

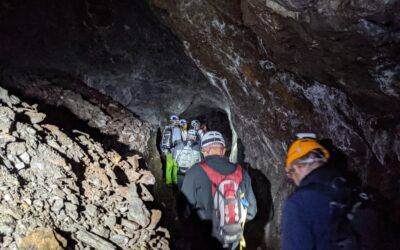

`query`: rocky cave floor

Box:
[0,85,170,249]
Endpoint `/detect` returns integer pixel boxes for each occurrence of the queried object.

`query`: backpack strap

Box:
[200,162,243,195]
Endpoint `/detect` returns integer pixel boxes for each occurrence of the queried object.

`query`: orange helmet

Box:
[285,138,330,169]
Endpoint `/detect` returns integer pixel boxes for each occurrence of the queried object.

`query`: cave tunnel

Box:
[0,0,399,249]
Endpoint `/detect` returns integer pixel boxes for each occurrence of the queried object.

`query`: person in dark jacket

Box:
[282,134,391,250]
[282,134,338,250]
[181,131,257,250]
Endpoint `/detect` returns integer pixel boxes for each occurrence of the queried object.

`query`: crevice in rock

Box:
[113,166,130,187]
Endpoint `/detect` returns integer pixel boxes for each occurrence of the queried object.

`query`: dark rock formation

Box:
[0,0,399,248]
[0,0,224,125]
[145,0,400,246]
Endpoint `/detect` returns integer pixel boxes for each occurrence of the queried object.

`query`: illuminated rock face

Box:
[143,0,400,245]
[0,0,399,248]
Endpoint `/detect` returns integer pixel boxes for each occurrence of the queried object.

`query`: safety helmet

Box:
[191,120,200,127]
[179,119,187,126]
[188,129,197,137]
[286,138,330,169]
[201,131,225,148]
[169,115,179,121]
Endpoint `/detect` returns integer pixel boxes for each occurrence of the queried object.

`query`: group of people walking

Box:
[160,115,206,187]
[160,114,257,250]
[159,115,391,250]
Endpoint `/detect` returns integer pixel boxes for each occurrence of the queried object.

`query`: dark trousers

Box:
[185,216,224,250]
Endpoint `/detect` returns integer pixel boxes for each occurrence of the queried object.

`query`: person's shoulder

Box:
[288,183,330,206]
[163,125,172,130]
[185,162,203,176]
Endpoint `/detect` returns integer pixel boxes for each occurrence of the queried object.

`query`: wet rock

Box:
[19,228,67,250]
[75,230,116,250]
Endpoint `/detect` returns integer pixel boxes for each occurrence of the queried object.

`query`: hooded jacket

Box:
[281,164,340,250]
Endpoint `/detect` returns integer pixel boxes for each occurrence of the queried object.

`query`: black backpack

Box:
[322,177,386,250]
[160,126,173,149]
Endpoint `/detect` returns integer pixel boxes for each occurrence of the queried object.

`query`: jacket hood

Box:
[203,155,237,175]
[298,163,340,189]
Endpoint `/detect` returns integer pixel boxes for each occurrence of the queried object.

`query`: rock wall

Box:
[145,0,400,247]
[0,0,399,249]
[0,86,169,249]
[0,71,152,155]
[0,0,224,126]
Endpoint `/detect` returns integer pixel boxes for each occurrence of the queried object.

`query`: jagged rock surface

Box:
[0,0,399,248]
[145,0,400,246]
[0,86,169,249]
[1,73,152,155]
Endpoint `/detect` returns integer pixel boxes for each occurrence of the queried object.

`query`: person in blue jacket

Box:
[282,134,337,250]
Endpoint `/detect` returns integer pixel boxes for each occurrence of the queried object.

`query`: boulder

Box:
[25,111,46,124]
[127,198,150,228]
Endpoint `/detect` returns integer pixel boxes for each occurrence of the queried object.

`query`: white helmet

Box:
[169,115,179,121]
[179,119,187,126]
[201,131,225,148]
[191,120,200,127]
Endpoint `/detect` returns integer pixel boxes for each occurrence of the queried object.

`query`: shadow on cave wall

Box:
[237,138,273,250]
[320,138,400,243]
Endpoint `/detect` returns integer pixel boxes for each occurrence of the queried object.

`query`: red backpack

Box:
[200,162,246,248]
